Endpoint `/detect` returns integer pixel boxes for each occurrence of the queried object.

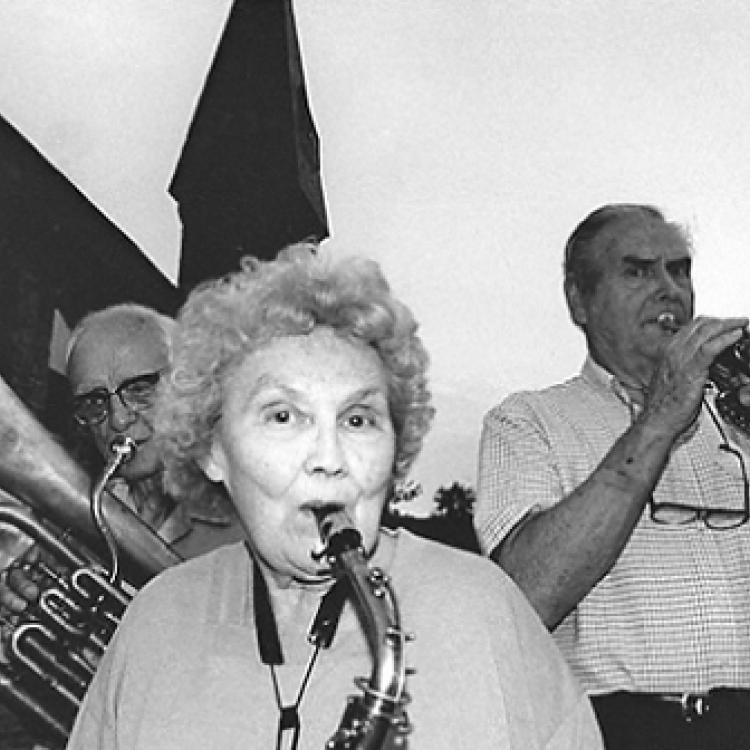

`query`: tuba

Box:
[0,374,181,746]
[317,510,412,750]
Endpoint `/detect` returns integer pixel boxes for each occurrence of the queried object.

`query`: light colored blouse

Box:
[66,529,602,749]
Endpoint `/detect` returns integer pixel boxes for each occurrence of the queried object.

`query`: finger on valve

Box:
[0,545,44,613]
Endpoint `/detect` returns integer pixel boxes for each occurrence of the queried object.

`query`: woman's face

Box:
[204,327,396,587]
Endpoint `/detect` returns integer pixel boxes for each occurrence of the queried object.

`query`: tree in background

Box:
[428,481,479,552]
[383,480,480,554]
[432,481,476,519]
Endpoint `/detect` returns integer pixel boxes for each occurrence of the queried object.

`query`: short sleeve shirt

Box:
[475,357,750,694]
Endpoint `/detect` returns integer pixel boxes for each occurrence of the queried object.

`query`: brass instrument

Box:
[657,313,750,435]
[317,510,411,750]
[707,328,750,434]
[0,374,181,746]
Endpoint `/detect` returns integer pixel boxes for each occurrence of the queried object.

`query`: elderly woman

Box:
[65,246,602,750]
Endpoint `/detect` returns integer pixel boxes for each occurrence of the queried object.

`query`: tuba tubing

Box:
[0,380,181,746]
[0,374,181,584]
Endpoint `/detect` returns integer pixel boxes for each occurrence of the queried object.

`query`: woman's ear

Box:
[201,440,227,484]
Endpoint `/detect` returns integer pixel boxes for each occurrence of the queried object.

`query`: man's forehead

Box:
[69,316,167,384]
[597,216,690,262]
[81,316,165,350]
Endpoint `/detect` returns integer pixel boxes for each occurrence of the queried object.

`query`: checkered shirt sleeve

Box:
[474,367,750,695]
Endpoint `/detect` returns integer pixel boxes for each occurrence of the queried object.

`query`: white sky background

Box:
[1,1,749,515]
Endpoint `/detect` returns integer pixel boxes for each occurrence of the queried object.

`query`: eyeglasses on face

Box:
[72,371,161,427]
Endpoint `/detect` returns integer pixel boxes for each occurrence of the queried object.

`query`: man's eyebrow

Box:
[119,371,161,387]
[666,257,692,270]
[621,255,655,266]
[74,371,160,397]
[620,255,691,270]
[73,385,107,399]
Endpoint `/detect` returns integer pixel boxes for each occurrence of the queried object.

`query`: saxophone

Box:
[316,510,412,750]
[0,374,181,746]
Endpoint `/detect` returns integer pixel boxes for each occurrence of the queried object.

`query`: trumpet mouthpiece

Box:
[657,313,679,332]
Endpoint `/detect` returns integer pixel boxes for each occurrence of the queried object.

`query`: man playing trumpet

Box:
[475,204,750,749]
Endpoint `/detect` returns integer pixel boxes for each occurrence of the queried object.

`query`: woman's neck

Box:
[253,557,340,665]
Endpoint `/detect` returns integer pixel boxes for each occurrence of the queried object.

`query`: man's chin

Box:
[117,457,163,484]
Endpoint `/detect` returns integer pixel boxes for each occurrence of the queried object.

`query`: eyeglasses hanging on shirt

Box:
[648,394,750,530]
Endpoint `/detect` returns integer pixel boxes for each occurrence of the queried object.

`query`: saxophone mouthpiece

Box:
[657,312,679,333]
[314,507,362,562]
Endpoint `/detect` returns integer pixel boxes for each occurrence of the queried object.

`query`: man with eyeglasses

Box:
[474,204,750,750]
[0,303,246,749]
[1,303,244,611]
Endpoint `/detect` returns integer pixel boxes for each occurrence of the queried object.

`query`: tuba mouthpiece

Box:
[109,436,136,464]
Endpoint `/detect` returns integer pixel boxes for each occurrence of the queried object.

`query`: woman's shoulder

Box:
[389,530,567,682]
[126,542,247,623]
[391,528,521,601]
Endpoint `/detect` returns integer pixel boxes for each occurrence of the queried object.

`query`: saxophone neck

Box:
[316,510,411,750]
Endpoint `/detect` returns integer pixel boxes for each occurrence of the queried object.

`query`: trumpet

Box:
[657,312,750,434]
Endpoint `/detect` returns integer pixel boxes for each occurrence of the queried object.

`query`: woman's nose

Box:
[304,424,347,477]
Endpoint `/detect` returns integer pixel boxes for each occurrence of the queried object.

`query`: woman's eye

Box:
[344,410,376,429]
[262,406,296,425]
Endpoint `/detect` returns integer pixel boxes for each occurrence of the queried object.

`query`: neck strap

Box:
[248,542,350,664]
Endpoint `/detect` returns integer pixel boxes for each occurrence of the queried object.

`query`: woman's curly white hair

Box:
[155,243,434,499]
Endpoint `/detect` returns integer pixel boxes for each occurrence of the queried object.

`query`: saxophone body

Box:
[317,511,412,750]
[0,374,181,745]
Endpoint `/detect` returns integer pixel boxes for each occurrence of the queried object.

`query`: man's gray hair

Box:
[65,303,176,375]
